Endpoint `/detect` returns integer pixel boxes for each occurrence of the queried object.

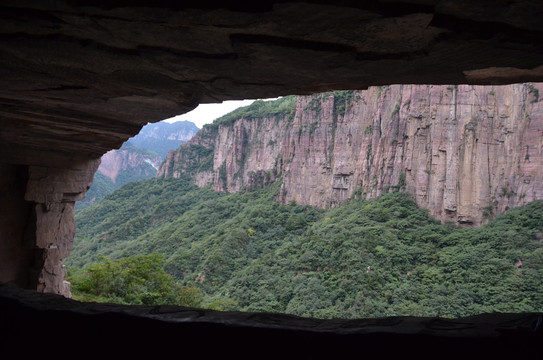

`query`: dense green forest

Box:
[206,95,297,128]
[69,177,543,318]
[69,253,203,307]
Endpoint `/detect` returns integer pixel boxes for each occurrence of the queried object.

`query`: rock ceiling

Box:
[1,0,543,167]
[1,1,543,353]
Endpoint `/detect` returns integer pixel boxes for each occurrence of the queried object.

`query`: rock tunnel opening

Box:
[2,0,543,355]
[65,84,543,324]
[3,86,543,357]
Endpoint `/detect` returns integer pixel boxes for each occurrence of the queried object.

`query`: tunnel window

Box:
[67,84,543,319]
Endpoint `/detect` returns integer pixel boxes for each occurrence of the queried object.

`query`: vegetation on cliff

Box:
[159,84,543,226]
[207,95,297,128]
[69,176,543,318]
[76,142,161,209]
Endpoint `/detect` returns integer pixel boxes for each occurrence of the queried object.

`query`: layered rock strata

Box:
[0,160,99,297]
[3,1,543,170]
[159,83,543,226]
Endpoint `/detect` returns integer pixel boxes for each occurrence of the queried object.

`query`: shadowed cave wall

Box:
[1,0,542,356]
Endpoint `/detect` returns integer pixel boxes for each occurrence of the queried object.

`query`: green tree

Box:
[69,253,203,307]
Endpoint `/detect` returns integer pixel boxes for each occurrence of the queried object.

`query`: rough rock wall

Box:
[0,165,33,289]
[158,115,288,192]
[4,0,543,170]
[159,83,543,225]
[16,160,99,296]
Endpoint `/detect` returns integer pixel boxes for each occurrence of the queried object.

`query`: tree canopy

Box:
[70,177,543,318]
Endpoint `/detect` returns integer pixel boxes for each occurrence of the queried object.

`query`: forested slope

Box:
[69,177,543,318]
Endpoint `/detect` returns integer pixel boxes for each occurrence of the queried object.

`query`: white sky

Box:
[163,99,266,128]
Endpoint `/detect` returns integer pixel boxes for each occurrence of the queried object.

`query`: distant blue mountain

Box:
[76,120,199,209]
[128,120,200,159]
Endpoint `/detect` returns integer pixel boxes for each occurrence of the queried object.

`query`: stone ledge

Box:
[1,283,540,358]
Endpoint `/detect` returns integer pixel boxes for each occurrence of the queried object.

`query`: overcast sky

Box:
[163,99,269,128]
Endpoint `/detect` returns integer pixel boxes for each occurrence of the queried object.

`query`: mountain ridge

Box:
[158,84,543,226]
[130,120,200,159]
[77,121,199,209]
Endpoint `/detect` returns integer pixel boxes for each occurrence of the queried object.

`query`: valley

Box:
[68,84,543,319]
[69,177,543,318]
[76,121,199,209]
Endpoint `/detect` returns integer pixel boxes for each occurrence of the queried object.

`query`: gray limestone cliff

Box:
[157,84,543,226]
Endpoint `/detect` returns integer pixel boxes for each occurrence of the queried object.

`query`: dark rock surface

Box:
[1,1,543,352]
[1,283,541,358]
[2,0,543,167]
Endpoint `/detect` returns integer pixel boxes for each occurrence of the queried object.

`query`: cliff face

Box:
[99,145,161,185]
[75,142,162,209]
[158,83,543,225]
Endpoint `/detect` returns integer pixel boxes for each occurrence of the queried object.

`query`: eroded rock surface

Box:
[3,0,543,168]
[25,160,100,296]
[159,84,543,226]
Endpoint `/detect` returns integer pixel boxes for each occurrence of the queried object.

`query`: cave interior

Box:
[1,0,542,357]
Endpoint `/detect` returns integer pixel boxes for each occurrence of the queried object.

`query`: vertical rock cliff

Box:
[75,142,162,209]
[98,143,161,185]
[157,84,543,226]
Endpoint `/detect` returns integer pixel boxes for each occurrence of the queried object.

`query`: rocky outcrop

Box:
[78,122,198,209]
[74,143,161,209]
[159,84,543,226]
[26,161,100,296]
[158,125,217,188]
[0,160,100,297]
